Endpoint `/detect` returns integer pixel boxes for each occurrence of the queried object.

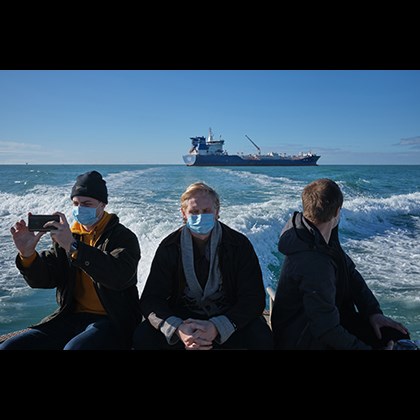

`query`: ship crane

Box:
[245,135,261,155]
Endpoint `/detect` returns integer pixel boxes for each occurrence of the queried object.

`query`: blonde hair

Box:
[181,182,220,213]
[302,178,343,224]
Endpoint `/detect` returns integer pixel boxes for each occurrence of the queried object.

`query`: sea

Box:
[1,164,419,339]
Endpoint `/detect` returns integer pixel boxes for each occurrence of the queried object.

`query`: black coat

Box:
[271,212,382,350]
[140,222,266,331]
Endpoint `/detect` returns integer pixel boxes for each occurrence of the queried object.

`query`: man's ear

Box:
[180,208,187,222]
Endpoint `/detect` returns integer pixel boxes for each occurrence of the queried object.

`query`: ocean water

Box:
[1,164,419,339]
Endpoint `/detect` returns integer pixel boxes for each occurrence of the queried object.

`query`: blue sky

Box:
[1,70,419,165]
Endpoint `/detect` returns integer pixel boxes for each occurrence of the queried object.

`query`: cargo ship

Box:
[183,128,321,166]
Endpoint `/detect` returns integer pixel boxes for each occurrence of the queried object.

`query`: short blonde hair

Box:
[302,178,343,224]
[181,182,220,213]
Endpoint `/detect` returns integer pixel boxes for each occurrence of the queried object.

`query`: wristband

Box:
[70,240,79,252]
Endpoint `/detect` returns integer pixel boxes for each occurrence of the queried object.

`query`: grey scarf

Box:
[180,220,228,317]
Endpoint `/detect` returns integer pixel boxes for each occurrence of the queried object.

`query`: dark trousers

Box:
[343,313,410,349]
[0,312,128,350]
[133,316,274,350]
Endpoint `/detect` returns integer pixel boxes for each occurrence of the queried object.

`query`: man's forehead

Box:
[187,194,213,206]
[73,196,98,203]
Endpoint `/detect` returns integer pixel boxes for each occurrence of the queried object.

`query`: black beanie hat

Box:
[70,170,108,204]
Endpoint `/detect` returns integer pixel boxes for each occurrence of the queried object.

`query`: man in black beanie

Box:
[71,170,109,204]
[1,170,142,350]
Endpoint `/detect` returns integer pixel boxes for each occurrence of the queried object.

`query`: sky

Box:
[0,69,419,165]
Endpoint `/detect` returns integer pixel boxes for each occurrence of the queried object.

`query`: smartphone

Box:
[28,214,60,232]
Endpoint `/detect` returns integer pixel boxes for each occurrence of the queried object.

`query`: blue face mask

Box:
[72,205,99,226]
[186,213,215,235]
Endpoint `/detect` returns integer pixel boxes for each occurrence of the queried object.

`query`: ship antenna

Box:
[245,135,261,155]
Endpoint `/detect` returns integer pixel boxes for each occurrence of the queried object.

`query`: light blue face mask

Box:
[72,205,99,226]
[186,213,215,235]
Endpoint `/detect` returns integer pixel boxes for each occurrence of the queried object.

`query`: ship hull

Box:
[183,154,320,166]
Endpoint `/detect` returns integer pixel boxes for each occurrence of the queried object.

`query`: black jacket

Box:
[140,222,266,331]
[16,214,142,346]
[271,212,382,350]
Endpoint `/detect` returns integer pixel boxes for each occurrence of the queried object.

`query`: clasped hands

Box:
[176,318,219,350]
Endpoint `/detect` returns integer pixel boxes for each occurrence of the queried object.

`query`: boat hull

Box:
[183,154,320,166]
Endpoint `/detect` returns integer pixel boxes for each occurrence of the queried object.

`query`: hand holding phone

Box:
[28,214,60,232]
